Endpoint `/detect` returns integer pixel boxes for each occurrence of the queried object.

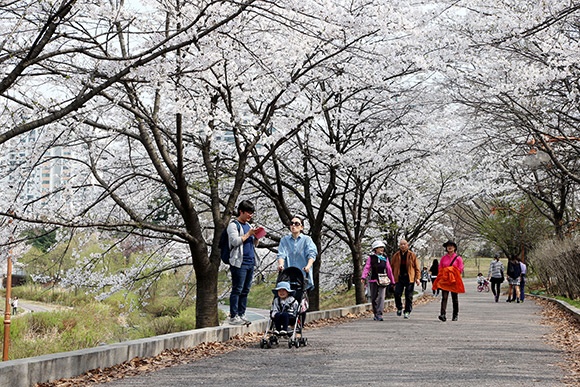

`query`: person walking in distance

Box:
[433,240,465,321]
[429,259,439,296]
[506,255,522,303]
[487,254,505,302]
[11,296,18,315]
[518,259,527,303]
[390,240,421,319]
[420,266,430,292]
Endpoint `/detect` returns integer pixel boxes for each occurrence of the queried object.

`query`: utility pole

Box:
[3,213,14,361]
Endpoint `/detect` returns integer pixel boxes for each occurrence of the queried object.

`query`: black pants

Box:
[440,290,458,318]
[431,276,439,295]
[394,279,415,313]
[490,277,502,298]
[274,312,296,331]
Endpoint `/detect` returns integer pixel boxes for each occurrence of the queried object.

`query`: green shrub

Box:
[150,316,176,335]
[142,296,182,317]
[529,235,580,299]
[173,306,196,331]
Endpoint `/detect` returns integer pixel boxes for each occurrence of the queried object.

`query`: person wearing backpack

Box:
[227,200,259,325]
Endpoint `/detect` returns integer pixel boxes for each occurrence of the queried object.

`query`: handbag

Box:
[500,269,505,283]
[377,273,391,287]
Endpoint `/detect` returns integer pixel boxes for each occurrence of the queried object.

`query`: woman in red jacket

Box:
[433,240,465,322]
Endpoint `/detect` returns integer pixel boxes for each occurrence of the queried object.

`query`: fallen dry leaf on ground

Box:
[36,335,262,386]
[535,297,580,386]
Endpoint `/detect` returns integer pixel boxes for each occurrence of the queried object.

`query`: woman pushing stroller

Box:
[271,281,299,336]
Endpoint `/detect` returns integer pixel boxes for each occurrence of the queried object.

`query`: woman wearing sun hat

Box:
[361,240,395,321]
[433,240,465,322]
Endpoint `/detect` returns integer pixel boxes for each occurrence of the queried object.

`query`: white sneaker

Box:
[239,314,250,323]
[229,316,244,325]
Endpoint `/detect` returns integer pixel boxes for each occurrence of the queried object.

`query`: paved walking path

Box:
[2,298,64,316]
[103,279,569,386]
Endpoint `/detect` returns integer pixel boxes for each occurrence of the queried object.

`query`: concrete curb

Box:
[0,299,385,387]
[532,294,580,324]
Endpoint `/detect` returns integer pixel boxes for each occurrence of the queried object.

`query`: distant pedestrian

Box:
[433,240,465,322]
[361,240,395,321]
[420,267,430,291]
[11,296,18,315]
[519,260,527,302]
[390,239,421,319]
[506,256,522,303]
[487,254,505,302]
[429,259,439,296]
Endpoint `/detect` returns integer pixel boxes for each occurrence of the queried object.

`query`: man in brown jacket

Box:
[390,239,421,319]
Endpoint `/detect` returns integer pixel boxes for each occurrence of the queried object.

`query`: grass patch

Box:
[3,283,94,307]
[553,296,580,309]
[0,303,123,360]
[462,257,495,278]
[319,286,357,309]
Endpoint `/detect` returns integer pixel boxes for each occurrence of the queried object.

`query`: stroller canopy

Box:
[277,267,305,294]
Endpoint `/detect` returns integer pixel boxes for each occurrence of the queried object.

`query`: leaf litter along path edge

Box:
[35,297,430,386]
[536,297,580,386]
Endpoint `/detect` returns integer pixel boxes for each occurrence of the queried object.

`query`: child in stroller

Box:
[260,267,309,349]
[270,281,298,336]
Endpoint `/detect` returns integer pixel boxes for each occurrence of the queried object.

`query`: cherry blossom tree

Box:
[2,0,413,327]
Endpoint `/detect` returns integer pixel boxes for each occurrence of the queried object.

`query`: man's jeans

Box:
[394,280,415,313]
[230,264,254,317]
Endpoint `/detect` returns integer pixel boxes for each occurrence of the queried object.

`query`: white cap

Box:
[371,240,386,251]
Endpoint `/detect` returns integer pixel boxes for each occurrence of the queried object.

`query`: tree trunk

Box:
[310,251,320,311]
[190,242,220,329]
[353,251,366,304]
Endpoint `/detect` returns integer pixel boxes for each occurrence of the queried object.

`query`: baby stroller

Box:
[260,267,309,349]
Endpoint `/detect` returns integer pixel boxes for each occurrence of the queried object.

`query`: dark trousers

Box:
[394,280,415,313]
[440,290,458,317]
[274,312,296,331]
[431,276,439,295]
[512,275,525,301]
[369,281,387,317]
[490,277,502,300]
